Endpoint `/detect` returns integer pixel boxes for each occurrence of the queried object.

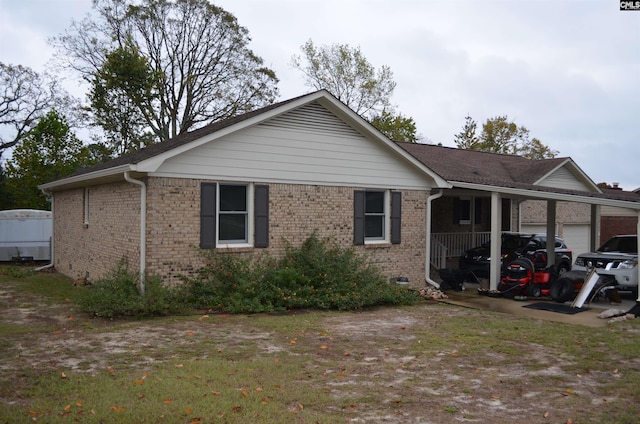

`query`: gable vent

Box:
[260,101,364,138]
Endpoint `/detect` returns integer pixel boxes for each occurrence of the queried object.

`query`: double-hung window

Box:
[218,184,249,244]
[364,191,386,241]
[354,190,401,245]
[200,182,269,249]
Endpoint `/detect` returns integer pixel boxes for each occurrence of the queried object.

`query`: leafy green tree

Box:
[0,63,70,157]
[369,110,418,142]
[453,115,480,149]
[4,110,88,209]
[89,38,159,155]
[454,115,557,159]
[292,40,395,118]
[0,164,16,210]
[52,0,279,143]
[291,39,418,141]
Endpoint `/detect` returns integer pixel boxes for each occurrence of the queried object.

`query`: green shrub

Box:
[184,234,419,313]
[78,259,188,318]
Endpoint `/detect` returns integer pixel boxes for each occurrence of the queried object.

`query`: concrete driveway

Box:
[440,283,638,328]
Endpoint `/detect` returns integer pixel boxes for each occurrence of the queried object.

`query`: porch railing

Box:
[430,237,447,270]
[431,232,492,260]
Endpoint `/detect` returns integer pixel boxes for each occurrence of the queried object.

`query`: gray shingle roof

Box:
[396,142,567,185]
[395,142,640,205]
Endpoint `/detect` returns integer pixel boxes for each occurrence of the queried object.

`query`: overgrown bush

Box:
[184,234,419,313]
[78,259,189,318]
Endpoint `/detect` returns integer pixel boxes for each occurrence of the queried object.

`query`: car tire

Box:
[550,277,574,303]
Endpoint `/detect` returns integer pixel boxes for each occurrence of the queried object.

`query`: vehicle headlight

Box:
[618,259,638,270]
[575,257,585,266]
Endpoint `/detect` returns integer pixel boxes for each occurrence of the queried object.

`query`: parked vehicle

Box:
[572,235,638,294]
[459,233,573,277]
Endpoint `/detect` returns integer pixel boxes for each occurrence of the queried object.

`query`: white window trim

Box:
[216,183,254,248]
[364,190,390,245]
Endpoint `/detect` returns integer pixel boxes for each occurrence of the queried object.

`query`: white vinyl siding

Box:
[154,102,430,190]
[537,167,593,191]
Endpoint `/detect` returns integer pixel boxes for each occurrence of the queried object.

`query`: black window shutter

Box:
[200,183,217,248]
[353,190,365,245]
[391,191,402,244]
[254,185,269,248]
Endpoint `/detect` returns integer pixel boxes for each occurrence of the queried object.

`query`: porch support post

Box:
[489,192,502,291]
[590,204,600,251]
[546,200,557,267]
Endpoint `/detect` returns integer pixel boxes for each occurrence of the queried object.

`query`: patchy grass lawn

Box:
[1,266,639,423]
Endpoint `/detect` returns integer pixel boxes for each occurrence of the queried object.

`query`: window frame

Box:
[216,183,254,248]
[364,190,390,244]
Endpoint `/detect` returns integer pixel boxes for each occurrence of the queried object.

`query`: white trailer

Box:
[0,209,52,261]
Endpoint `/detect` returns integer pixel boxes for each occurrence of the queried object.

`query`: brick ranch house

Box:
[40,90,640,292]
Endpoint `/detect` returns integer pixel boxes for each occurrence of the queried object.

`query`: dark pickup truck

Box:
[459,233,573,277]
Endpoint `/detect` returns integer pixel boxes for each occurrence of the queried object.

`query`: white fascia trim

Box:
[533,158,602,193]
[453,181,640,210]
[38,164,133,190]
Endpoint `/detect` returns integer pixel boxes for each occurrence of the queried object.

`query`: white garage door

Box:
[562,224,591,257]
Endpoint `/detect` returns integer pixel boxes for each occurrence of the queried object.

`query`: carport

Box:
[396,143,640,304]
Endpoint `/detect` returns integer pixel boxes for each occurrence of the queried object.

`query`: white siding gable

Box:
[153,102,432,190]
[536,166,594,191]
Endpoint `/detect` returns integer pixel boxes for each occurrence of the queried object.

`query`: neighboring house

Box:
[40,90,640,292]
[517,185,640,257]
[598,187,640,243]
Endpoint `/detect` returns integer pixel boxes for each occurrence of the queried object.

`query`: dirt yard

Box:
[1,277,639,423]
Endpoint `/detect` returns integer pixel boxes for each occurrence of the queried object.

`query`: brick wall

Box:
[53,182,141,281]
[144,178,428,288]
[600,216,638,242]
[520,200,591,235]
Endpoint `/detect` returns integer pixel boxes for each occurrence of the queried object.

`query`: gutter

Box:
[425,189,444,288]
[124,172,147,294]
[35,188,55,271]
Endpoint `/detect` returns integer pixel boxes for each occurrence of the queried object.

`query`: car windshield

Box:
[597,236,638,254]
[502,234,531,250]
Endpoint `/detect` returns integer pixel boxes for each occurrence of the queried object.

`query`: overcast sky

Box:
[1,0,638,189]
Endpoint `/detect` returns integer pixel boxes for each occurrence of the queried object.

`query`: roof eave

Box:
[452,181,640,209]
[38,164,135,191]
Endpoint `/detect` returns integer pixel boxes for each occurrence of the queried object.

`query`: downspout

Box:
[35,188,54,271]
[425,189,444,288]
[124,172,147,294]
